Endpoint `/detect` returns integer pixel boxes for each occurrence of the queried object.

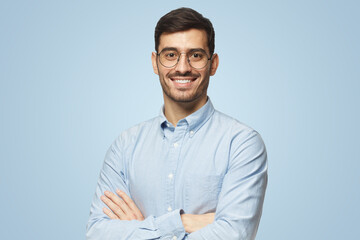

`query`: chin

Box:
[169,92,205,103]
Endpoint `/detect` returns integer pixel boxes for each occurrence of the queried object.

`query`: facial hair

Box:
[159,68,210,103]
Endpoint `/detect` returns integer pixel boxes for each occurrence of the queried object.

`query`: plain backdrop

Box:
[1,1,359,239]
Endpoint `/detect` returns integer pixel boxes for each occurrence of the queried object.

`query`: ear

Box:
[209,53,219,76]
[151,52,159,75]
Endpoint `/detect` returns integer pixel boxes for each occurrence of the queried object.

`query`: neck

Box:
[163,95,208,127]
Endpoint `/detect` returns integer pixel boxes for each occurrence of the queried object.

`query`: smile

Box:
[175,79,191,83]
[170,76,198,82]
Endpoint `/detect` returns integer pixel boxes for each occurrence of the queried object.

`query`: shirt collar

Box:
[159,97,215,136]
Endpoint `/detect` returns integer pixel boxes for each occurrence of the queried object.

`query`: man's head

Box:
[155,7,215,57]
[152,8,219,106]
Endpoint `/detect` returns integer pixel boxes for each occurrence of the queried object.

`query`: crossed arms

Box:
[86,130,267,240]
[101,189,215,233]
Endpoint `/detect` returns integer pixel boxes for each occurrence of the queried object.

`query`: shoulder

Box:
[212,109,257,136]
[211,109,267,169]
[212,109,265,153]
[111,116,160,151]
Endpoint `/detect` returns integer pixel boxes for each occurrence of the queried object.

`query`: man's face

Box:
[151,29,219,104]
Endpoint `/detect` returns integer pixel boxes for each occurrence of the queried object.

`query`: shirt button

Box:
[190,130,194,135]
[167,206,172,212]
[168,173,174,179]
[172,236,177,240]
[173,142,179,148]
[166,123,170,127]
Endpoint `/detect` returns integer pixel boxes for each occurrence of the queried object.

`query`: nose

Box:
[174,53,192,74]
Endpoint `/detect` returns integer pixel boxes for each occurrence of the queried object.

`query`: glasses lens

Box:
[188,50,208,69]
[159,50,179,68]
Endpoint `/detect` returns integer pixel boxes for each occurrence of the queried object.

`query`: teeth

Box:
[175,80,191,83]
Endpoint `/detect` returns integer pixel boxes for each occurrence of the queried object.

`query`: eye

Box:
[190,51,204,61]
[162,50,178,61]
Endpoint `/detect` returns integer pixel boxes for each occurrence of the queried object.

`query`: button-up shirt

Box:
[86,99,268,240]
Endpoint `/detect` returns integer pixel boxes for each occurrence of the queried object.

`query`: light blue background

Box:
[1,1,359,239]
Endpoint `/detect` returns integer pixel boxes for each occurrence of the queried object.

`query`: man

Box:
[87,7,267,240]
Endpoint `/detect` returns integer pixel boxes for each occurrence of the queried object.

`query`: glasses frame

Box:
[157,48,212,69]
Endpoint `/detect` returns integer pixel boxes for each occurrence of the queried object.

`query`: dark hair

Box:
[155,7,215,56]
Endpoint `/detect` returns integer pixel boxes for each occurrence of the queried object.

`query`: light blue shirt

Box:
[87,98,268,240]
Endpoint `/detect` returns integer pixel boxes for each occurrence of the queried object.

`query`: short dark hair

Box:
[155,7,215,56]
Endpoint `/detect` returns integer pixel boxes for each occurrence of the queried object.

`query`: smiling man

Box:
[87,7,267,240]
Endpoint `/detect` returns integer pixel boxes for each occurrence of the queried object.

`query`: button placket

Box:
[165,125,186,214]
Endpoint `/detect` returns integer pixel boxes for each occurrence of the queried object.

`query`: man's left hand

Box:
[101,190,144,221]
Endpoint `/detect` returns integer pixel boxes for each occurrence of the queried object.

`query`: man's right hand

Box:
[181,212,215,233]
[101,190,144,221]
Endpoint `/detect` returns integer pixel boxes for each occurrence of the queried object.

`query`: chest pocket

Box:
[185,174,223,214]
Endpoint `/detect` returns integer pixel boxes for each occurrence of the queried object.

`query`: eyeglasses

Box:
[157,48,212,69]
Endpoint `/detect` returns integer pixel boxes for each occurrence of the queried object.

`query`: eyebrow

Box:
[159,47,207,53]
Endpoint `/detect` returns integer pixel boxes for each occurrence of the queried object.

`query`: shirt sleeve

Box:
[86,137,186,240]
[187,129,268,240]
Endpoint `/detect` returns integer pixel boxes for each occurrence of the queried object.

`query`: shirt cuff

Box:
[154,209,185,239]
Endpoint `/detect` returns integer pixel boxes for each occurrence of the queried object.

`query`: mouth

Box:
[175,79,191,83]
[169,74,198,84]
[170,77,197,88]
[171,78,196,83]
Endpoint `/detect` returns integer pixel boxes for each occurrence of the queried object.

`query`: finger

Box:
[104,191,133,217]
[101,195,126,219]
[116,190,144,220]
[103,207,119,220]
